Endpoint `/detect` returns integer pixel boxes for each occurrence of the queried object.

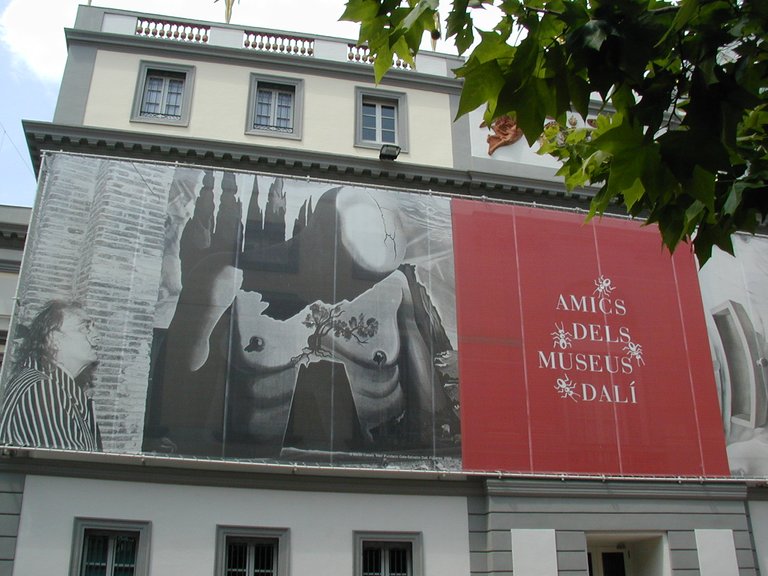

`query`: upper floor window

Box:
[362,99,397,144]
[355,88,408,153]
[247,74,304,140]
[131,62,195,126]
[255,84,294,131]
[69,519,151,576]
[141,71,185,119]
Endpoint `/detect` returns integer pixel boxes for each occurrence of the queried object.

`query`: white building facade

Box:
[0,5,766,576]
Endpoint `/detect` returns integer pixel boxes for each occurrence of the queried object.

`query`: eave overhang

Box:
[23,121,597,209]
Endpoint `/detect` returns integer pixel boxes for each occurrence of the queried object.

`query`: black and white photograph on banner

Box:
[0,154,461,468]
[699,233,768,477]
[0,300,102,451]
[143,168,461,465]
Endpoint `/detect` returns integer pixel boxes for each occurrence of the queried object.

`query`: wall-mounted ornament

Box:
[482,115,524,155]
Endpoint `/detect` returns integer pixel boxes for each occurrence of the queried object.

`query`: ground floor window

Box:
[81,531,139,575]
[70,519,150,576]
[225,537,278,576]
[362,541,411,576]
[216,526,289,576]
[355,532,422,576]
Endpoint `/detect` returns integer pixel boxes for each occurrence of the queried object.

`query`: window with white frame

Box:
[354,532,422,576]
[247,74,303,139]
[131,62,195,126]
[69,519,150,576]
[355,88,408,152]
[216,526,289,576]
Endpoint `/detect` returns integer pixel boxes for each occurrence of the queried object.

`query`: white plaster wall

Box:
[83,50,455,168]
[510,529,557,576]
[632,537,671,576]
[14,475,471,576]
[695,529,739,576]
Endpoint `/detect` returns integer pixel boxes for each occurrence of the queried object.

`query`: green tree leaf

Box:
[455,60,505,118]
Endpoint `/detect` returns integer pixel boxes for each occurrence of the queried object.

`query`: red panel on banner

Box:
[453,199,729,476]
[451,200,530,471]
[670,247,731,475]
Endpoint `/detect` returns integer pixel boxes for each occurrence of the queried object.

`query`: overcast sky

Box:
[0,0,491,208]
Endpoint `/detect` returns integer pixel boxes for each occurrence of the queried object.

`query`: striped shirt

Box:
[0,359,101,451]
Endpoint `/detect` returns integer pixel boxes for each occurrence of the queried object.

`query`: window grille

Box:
[80,530,139,576]
[361,542,412,576]
[225,538,278,576]
[216,527,288,576]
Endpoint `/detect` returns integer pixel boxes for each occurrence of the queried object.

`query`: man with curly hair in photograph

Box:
[0,300,101,450]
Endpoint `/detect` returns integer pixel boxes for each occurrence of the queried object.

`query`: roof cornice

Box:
[484,478,750,501]
[23,120,598,208]
[64,28,464,95]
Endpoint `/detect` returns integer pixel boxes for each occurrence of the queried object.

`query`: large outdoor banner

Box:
[698,235,768,477]
[0,152,743,477]
[0,154,459,469]
[452,201,728,476]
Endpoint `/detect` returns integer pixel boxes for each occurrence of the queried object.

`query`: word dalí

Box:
[540,276,644,404]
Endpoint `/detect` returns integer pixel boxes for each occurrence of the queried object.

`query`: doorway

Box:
[588,548,629,576]
[586,533,670,576]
